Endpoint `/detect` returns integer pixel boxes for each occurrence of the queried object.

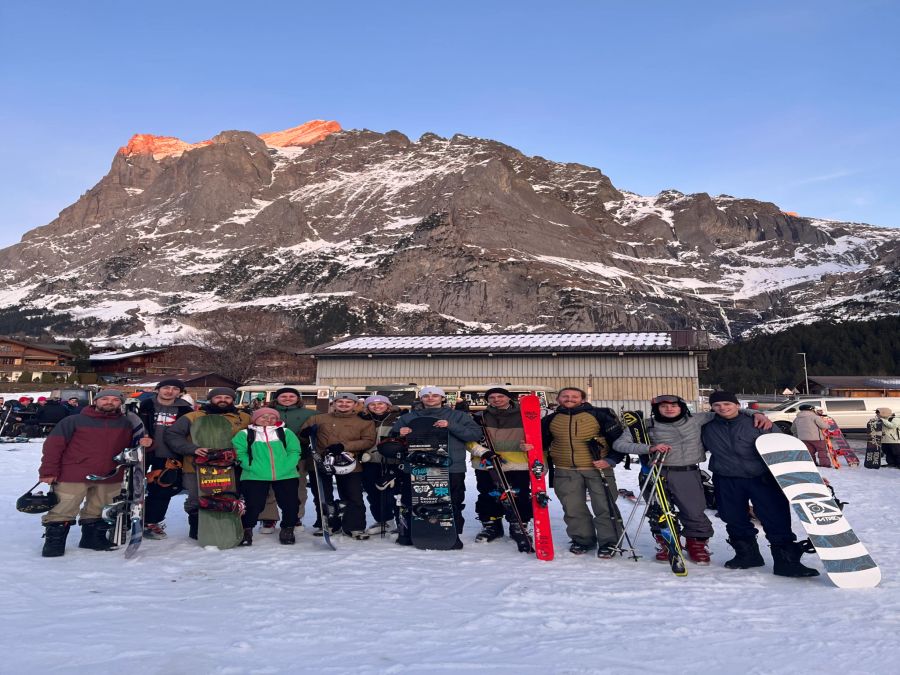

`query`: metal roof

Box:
[88,349,168,362]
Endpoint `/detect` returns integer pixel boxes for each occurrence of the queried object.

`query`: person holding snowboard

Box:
[37,390,146,557]
[701,391,818,578]
[165,387,251,540]
[790,404,831,466]
[358,395,403,535]
[138,379,194,540]
[232,407,302,546]
[876,407,900,468]
[391,386,483,548]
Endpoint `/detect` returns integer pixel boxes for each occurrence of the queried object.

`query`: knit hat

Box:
[95,389,126,403]
[37,396,47,402]
[274,387,301,399]
[364,395,391,407]
[207,387,237,401]
[708,391,739,405]
[156,379,186,392]
[334,392,359,402]
[798,404,816,411]
[484,387,513,399]
[418,386,446,398]
[251,407,280,424]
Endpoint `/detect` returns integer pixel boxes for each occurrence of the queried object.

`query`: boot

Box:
[654,534,670,562]
[724,537,764,569]
[188,512,198,540]
[42,521,71,557]
[78,520,118,551]
[509,522,534,553]
[685,537,711,565]
[771,542,820,578]
[279,526,295,545]
[474,517,503,543]
[239,527,253,546]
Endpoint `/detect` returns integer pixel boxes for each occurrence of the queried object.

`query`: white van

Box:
[765,397,898,433]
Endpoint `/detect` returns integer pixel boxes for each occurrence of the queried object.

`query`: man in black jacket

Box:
[701,391,818,578]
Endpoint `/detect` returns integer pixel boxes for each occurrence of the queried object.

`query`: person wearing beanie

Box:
[639,394,771,565]
[790,404,832,466]
[390,386,482,548]
[232,408,302,546]
[165,388,250,541]
[37,391,148,557]
[299,394,377,539]
[358,395,403,536]
[701,391,819,578]
[138,379,194,540]
[876,407,900,468]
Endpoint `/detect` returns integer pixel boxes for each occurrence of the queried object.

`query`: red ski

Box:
[520,394,554,561]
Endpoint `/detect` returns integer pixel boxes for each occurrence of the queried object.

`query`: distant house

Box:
[88,348,173,380]
[0,337,74,382]
[804,376,900,398]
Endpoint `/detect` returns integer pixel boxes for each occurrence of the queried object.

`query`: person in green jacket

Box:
[232,407,301,546]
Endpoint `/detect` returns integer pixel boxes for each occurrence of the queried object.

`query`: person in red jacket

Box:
[38,390,148,558]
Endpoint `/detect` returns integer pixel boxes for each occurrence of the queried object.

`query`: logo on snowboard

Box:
[797,497,842,525]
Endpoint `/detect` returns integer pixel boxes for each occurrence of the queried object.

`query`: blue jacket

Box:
[701,413,778,478]
[391,407,482,473]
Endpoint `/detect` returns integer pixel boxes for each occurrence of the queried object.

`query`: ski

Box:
[520,394,554,561]
[309,427,337,550]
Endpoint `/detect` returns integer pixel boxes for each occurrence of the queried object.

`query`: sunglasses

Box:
[651,395,683,405]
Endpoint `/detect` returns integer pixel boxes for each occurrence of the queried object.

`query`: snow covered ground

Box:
[1,439,896,674]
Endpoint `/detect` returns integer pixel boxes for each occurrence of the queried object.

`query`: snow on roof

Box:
[88,348,167,362]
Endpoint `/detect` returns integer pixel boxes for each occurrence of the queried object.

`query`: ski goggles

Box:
[651,395,684,405]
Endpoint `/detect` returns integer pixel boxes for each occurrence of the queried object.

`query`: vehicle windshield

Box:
[768,399,800,412]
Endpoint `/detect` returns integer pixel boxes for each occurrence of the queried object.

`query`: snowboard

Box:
[87,446,145,553]
[864,419,883,469]
[193,415,244,549]
[822,416,859,467]
[404,417,457,550]
[520,395,554,561]
[755,433,881,588]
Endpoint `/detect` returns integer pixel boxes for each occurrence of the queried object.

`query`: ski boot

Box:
[78,520,118,551]
[474,517,503,543]
[569,541,594,555]
[365,521,392,536]
[349,530,371,540]
[724,537,764,569]
[143,522,167,540]
[654,534,670,562]
[685,537,711,565]
[771,542,820,578]
[279,526,295,545]
[597,544,618,559]
[509,522,534,553]
[42,521,71,558]
[239,528,253,547]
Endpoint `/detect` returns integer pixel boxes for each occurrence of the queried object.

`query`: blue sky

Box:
[1,0,898,247]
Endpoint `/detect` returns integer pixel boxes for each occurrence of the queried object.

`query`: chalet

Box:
[0,337,74,383]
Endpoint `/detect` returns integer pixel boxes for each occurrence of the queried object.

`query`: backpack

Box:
[243,426,287,466]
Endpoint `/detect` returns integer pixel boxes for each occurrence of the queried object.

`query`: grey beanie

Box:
[95,389,126,403]
[208,387,237,400]
[334,392,360,402]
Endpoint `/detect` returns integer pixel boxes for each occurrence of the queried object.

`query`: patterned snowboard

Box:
[405,417,457,550]
[756,433,880,588]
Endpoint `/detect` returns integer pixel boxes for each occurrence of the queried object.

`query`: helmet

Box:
[327,451,358,475]
[378,438,407,460]
[16,482,59,514]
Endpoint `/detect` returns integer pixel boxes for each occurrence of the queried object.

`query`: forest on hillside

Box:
[704,316,900,394]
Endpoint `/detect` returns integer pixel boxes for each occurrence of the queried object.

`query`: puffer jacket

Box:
[791,410,829,441]
[301,410,377,473]
[541,404,644,470]
[472,403,527,470]
[701,413,777,478]
[232,423,301,481]
[880,415,900,443]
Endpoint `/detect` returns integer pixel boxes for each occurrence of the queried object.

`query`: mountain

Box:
[0,119,898,346]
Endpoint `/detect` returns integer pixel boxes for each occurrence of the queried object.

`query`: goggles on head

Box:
[651,395,684,405]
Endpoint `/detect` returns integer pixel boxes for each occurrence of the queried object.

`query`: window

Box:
[825,400,866,412]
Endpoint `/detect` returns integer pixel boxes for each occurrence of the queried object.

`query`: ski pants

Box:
[240,478,300,529]
[362,460,399,524]
[335,472,366,534]
[182,471,200,514]
[801,440,830,467]
[658,467,714,539]
[258,458,309,523]
[553,468,621,548]
[713,474,796,546]
[474,468,532,524]
[42,481,120,525]
[883,443,900,467]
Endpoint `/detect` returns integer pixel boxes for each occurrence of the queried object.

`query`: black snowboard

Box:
[404,417,457,550]
[865,418,883,469]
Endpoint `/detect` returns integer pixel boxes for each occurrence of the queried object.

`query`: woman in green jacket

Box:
[232,408,301,546]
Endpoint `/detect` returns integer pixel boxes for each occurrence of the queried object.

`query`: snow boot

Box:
[78,520,117,551]
[771,542,820,578]
[654,534,670,562]
[143,522,167,540]
[239,528,253,547]
[569,542,594,555]
[597,544,618,559]
[509,522,534,553]
[188,512,198,540]
[724,537,765,569]
[259,520,277,534]
[42,521,71,558]
[474,517,503,543]
[685,537,711,565]
[279,526,295,545]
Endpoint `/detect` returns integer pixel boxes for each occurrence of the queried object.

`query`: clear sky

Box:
[1,0,898,248]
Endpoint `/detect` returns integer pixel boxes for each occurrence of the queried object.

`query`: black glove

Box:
[324,443,345,456]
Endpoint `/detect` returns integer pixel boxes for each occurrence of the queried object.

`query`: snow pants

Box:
[474,468,532,524]
[335,472,366,534]
[883,443,900,467]
[258,458,309,523]
[145,455,182,525]
[240,478,300,529]
[362,459,399,524]
[553,468,621,548]
[801,440,830,467]
[659,466,714,539]
[713,474,795,546]
[41,481,120,525]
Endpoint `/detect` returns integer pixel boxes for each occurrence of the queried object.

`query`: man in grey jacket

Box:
[791,404,831,466]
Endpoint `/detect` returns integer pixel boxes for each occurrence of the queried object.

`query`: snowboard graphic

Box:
[405,417,457,550]
[755,434,880,588]
[864,419,883,469]
[193,415,244,549]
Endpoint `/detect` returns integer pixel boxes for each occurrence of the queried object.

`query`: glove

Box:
[324,443,345,456]
[470,443,498,461]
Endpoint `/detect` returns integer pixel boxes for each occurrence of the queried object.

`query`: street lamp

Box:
[797,352,809,395]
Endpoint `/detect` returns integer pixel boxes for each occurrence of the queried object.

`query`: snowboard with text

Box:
[520,394,554,561]
[405,417,457,550]
[193,415,244,549]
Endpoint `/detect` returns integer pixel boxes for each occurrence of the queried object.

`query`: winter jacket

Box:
[39,406,137,484]
[391,407,483,474]
[701,413,778,478]
[791,410,830,442]
[165,404,251,473]
[138,396,193,459]
[880,415,900,443]
[274,403,316,457]
[301,410,377,473]
[359,409,403,462]
[541,404,644,470]
[646,410,757,466]
[34,402,70,425]
[472,403,527,471]
[232,423,301,481]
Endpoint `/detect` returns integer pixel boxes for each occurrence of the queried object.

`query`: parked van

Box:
[765,397,897,433]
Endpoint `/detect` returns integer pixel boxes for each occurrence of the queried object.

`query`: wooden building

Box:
[0,337,74,382]
[306,331,710,412]
[804,376,900,398]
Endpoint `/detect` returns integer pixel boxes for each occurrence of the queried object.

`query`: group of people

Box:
[1,395,84,437]
[792,403,900,468]
[34,382,824,579]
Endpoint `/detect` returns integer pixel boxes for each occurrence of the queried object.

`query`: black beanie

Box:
[274,387,301,399]
[485,387,513,399]
[708,391,739,405]
[156,379,186,392]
